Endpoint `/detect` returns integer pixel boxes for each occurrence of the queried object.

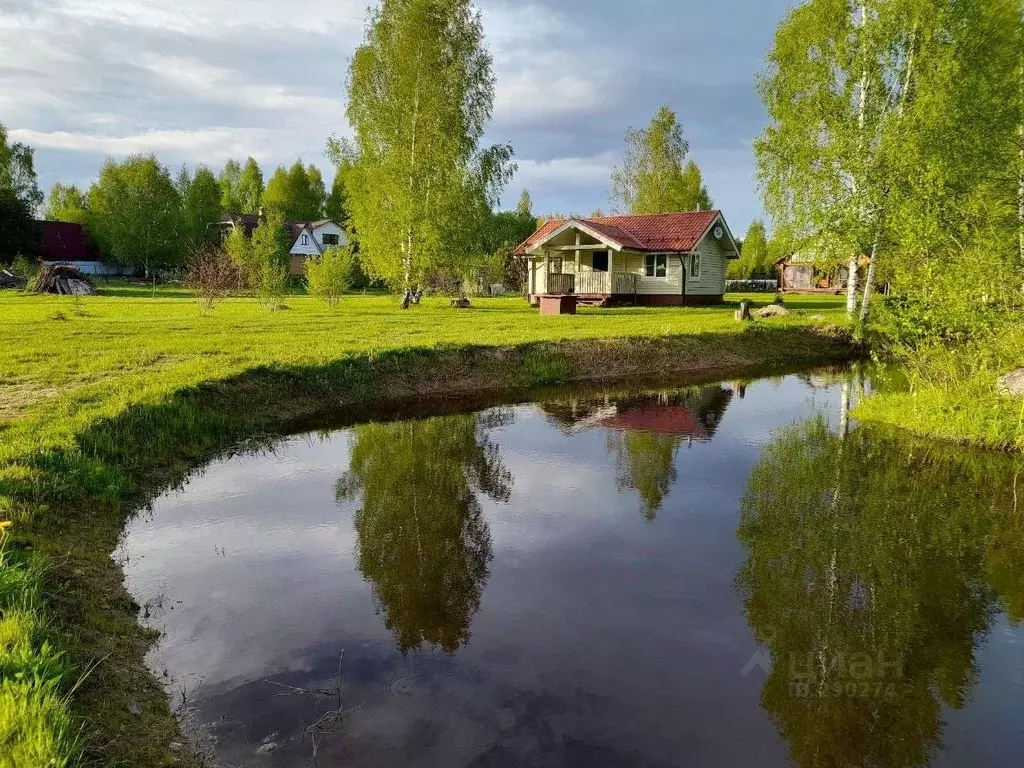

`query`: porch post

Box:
[608,249,615,295]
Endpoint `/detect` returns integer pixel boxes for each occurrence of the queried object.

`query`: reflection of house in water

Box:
[541,385,734,442]
[540,386,735,520]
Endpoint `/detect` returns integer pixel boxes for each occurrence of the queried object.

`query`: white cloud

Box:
[9,127,275,163]
[54,0,366,37]
[140,54,339,116]
[515,153,617,189]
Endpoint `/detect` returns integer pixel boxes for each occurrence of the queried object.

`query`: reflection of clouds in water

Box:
[193,636,673,768]
[120,369,1024,768]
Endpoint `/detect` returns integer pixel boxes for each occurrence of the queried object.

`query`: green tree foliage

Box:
[738,413,1024,767]
[218,159,243,213]
[0,123,43,211]
[679,159,714,211]
[249,210,291,308]
[607,431,680,522]
[178,166,222,249]
[610,106,714,214]
[237,157,264,214]
[306,244,356,305]
[346,0,514,291]
[263,162,327,221]
[87,154,183,274]
[325,171,349,229]
[304,165,327,220]
[728,220,772,279]
[44,183,89,226]
[756,0,1021,320]
[336,411,512,653]
[516,188,533,217]
[0,123,43,262]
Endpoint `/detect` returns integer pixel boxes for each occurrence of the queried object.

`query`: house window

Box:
[550,257,563,274]
[301,234,309,246]
[689,253,701,280]
[645,254,667,278]
[322,233,340,246]
[592,251,609,272]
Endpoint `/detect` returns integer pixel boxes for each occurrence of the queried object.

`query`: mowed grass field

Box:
[1,286,846,462]
[0,285,849,766]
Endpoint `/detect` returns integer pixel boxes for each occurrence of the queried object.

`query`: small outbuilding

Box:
[515,210,740,307]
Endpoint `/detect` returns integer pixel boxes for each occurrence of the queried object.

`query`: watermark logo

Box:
[742,639,903,699]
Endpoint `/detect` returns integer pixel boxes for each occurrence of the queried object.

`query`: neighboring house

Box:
[514,210,740,306]
[34,220,124,276]
[540,385,734,441]
[217,214,347,276]
[775,252,869,293]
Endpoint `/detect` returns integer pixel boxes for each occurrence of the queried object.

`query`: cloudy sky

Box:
[1,0,795,232]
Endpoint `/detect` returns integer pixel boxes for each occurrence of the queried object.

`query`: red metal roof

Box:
[601,405,709,440]
[514,210,723,255]
[37,221,99,262]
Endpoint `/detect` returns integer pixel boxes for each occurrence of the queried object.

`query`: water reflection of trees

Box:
[738,417,1024,767]
[337,411,513,654]
[542,385,733,520]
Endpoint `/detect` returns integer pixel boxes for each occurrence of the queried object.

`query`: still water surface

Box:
[118,369,1024,767]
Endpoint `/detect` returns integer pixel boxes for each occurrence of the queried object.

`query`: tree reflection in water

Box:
[738,415,1024,767]
[337,410,513,654]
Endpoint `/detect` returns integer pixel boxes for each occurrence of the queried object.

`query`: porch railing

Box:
[544,272,638,296]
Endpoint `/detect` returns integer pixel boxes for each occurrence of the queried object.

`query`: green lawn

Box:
[1,288,845,463]
[0,285,848,767]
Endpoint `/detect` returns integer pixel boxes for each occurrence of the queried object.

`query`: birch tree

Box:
[346,0,513,294]
[757,0,1020,322]
[610,106,713,214]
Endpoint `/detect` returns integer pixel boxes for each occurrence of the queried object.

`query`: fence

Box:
[726,279,778,293]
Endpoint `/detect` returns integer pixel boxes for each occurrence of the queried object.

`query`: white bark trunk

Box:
[859,234,879,323]
[848,0,869,319]
[1019,122,1024,265]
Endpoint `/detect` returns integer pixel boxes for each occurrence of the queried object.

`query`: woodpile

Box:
[32,264,98,296]
[0,269,27,290]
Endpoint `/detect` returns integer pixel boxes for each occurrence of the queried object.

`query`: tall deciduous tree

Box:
[0,123,43,211]
[756,0,1019,321]
[0,123,42,262]
[346,0,514,292]
[263,162,327,221]
[45,183,89,225]
[218,159,243,213]
[610,106,713,214]
[179,165,222,249]
[516,188,533,217]
[728,220,772,279]
[237,157,264,214]
[88,154,183,275]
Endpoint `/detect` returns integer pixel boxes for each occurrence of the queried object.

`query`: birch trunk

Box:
[1019,122,1024,265]
[848,1,870,318]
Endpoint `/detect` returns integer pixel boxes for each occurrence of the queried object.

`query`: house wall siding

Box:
[687,235,728,297]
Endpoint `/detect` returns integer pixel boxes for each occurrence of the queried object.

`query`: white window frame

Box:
[689,253,701,281]
[645,254,667,278]
[301,234,309,246]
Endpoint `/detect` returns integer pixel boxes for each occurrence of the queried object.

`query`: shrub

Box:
[184,245,244,310]
[307,245,355,306]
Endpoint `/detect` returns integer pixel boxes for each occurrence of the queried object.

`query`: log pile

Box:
[0,269,28,290]
[32,264,98,296]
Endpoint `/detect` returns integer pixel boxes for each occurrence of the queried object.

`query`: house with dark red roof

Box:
[514,210,740,306]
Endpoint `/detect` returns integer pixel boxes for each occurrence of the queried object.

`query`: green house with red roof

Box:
[514,210,740,306]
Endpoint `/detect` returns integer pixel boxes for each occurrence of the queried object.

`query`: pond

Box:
[117,367,1024,768]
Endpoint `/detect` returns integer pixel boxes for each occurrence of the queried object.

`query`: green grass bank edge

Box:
[1,325,860,767]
